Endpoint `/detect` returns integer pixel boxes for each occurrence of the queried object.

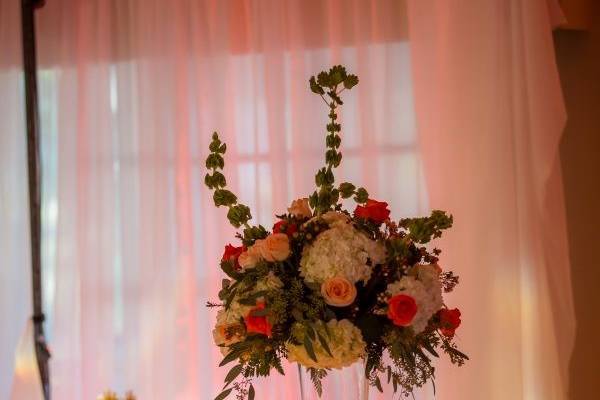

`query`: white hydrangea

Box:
[219,272,283,324]
[255,271,284,292]
[321,211,351,226]
[386,265,443,334]
[300,221,386,284]
[287,319,366,369]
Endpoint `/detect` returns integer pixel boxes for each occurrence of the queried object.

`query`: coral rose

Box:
[354,199,390,224]
[258,233,290,262]
[288,198,312,219]
[221,244,245,270]
[387,294,418,327]
[321,276,357,307]
[273,220,298,237]
[244,302,272,337]
[238,244,262,269]
[438,308,461,337]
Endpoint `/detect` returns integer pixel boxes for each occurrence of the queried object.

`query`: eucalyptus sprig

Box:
[308,65,369,214]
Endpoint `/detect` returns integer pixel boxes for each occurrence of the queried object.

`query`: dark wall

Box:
[554,4,600,399]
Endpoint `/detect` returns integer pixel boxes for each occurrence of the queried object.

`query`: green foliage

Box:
[308,66,365,214]
[308,368,327,397]
[224,364,243,388]
[400,210,453,244]
[227,205,252,228]
[214,388,233,400]
[238,225,268,247]
[205,132,255,230]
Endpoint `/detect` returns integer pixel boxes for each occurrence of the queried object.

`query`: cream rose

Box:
[288,198,312,218]
[321,276,357,307]
[213,323,245,347]
[238,244,262,269]
[258,233,290,262]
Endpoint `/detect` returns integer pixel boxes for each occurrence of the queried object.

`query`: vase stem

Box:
[297,362,369,400]
[298,364,307,400]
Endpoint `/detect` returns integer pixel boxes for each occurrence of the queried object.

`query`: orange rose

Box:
[288,198,312,219]
[238,244,262,269]
[258,233,290,262]
[320,276,357,307]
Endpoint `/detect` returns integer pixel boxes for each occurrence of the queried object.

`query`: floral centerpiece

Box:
[205,66,467,400]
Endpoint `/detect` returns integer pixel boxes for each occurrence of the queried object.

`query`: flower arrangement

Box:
[205,66,467,400]
[97,391,136,400]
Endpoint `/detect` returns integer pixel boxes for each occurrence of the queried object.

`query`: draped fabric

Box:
[0,0,572,399]
[3,1,423,399]
[408,0,574,398]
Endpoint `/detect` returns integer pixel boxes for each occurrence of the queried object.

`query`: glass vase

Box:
[298,362,369,400]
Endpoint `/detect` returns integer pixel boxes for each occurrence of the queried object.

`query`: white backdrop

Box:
[0,0,573,399]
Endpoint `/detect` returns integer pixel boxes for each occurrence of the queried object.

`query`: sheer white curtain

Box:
[408,0,574,398]
[3,1,424,399]
[0,0,574,399]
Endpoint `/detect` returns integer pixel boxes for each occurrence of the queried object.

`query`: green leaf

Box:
[213,189,237,207]
[248,384,255,400]
[238,290,268,306]
[309,76,325,95]
[304,336,318,362]
[227,204,252,228]
[219,348,242,367]
[316,331,333,357]
[354,187,369,203]
[209,137,222,152]
[339,182,355,198]
[343,75,359,89]
[223,364,243,388]
[206,153,225,170]
[422,341,440,358]
[211,171,226,188]
[204,173,214,189]
[317,71,331,88]
[220,260,242,280]
[214,387,233,400]
[305,324,316,341]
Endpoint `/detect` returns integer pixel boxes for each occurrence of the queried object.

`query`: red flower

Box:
[387,294,418,327]
[221,244,245,270]
[273,220,298,237]
[438,308,461,337]
[354,199,390,224]
[244,302,272,337]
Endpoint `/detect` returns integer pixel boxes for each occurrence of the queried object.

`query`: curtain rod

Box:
[21,0,51,399]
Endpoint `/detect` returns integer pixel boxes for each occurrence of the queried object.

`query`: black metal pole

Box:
[20,0,50,399]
